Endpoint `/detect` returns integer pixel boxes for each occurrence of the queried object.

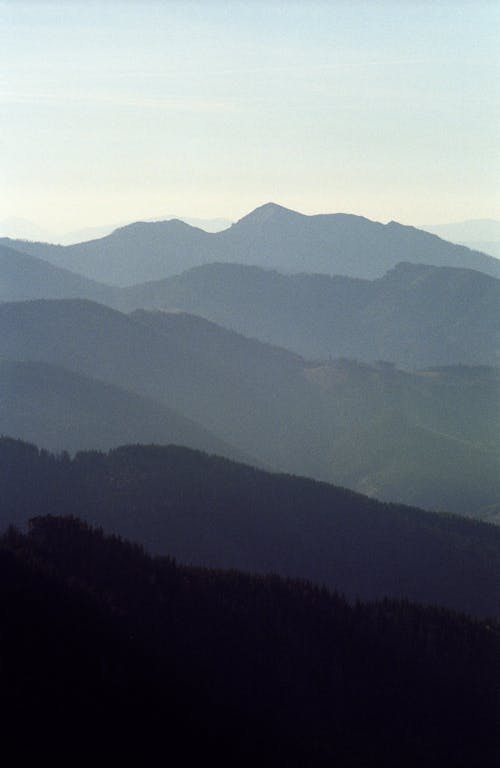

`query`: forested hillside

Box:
[0,299,497,518]
[1,438,498,617]
[1,515,496,764]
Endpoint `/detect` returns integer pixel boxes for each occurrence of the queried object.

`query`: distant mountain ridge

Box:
[421,219,500,260]
[2,202,498,285]
[0,214,233,244]
[2,237,497,369]
[121,260,499,368]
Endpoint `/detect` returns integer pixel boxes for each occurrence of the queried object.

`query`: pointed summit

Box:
[235,202,304,227]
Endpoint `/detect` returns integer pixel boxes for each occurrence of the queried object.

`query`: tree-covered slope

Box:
[302,360,500,517]
[2,515,497,764]
[0,299,497,518]
[1,439,498,617]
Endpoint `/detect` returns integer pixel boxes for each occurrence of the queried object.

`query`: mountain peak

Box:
[235,202,303,227]
[115,218,198,236]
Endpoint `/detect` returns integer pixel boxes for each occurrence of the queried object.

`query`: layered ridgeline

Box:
[0,299,497,519]
[2,202,498,285]
[1,243,497,369]
[0,241,117,304]
[2,516,497,765]
[121,261,499,368]
[422,218,500,260]
[1,439,499,619]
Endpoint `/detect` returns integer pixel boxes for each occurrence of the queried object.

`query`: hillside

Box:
[0,299,497,518]
[3,246,496,371]
[2,202,498,285]
[122,261,500,368]
[0,299,307,472]
[0,242,116,304]
[422,219,500,259]
[304,360,499,517]
[0,358,244,459]
[2,515,496,764]
[0,439,498,619]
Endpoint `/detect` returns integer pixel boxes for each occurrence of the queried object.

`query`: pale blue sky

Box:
[2,1,499,233]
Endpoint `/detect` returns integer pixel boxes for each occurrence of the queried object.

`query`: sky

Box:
[1,0,499,235]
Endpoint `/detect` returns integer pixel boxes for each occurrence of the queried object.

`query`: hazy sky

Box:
[2,0,499,233]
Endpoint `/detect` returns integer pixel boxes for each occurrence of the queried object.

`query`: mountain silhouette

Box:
[121,260,499,368]
[2,202,498,285]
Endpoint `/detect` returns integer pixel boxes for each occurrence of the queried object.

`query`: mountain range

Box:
[2,202,498,285]
[1,298,497,519]
[121,260,499,368]
[2,241,498,369]
[1,438,498,617]
[0,213,232,244]
[2,199,499,755]
[1,203,498,521]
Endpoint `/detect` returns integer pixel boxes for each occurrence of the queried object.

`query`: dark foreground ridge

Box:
[1,437,498,617]
[1,515,497,765]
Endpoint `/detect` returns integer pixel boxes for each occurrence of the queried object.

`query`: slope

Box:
[422,219,500,259]
[0,299,309,472]
[0,358,245,459]
[0,241,116,304]
[2,515,497,765]
[0,299,497,518]
[0,439,498,619]
[122,260,500,368]
[219,203,500,278]
[2,202,498,285]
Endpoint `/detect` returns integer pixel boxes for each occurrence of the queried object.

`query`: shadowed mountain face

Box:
[1,515,497,765]
[0,440,498,619]
[2,202,498,286]
[122,261,500,368]
[0,299,497,519]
